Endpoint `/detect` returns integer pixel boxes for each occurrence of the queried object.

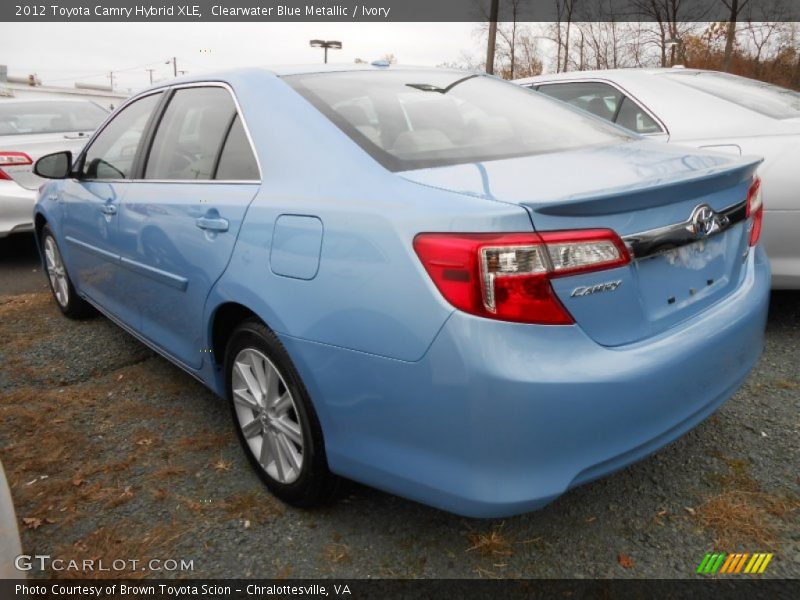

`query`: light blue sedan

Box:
[32,65,769,517]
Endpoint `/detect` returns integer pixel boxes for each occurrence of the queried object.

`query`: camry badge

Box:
[571,280,622,297]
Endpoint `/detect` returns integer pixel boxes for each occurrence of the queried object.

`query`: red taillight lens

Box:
[413,229,630,325]
[745,176,763,247]
[0,152,33,181]
[0,152,33,166]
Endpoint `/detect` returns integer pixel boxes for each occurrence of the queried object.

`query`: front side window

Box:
[0,101,108,136]
[82,93,162,180]
[144,87,237,180]
[537,81,623,121]
[284,71,632,172]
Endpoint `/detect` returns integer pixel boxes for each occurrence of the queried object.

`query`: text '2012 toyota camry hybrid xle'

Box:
[32,65,770,518]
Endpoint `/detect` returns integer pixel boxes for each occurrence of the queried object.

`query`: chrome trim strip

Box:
[623,200,747,260]
[65,235,119,261]
[71,179,259,185]
[83,295,205,384]
[119,256,189,291]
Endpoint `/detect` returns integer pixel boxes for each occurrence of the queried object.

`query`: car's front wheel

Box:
[41,225,94,319]
[225,319,340,507]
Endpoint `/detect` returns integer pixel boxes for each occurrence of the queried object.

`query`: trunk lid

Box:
[0,132,92,190]
[402,140,762,346]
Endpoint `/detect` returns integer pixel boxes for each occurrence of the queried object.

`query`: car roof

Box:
[134,64,477,93]
[0,97,103,105]
[514,67,708,85]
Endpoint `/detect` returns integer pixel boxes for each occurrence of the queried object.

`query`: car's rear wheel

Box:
[225,319,340,507]
[41,225,94,319]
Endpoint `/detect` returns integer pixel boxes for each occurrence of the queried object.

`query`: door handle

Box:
[100,204,117,215]
[195,216,229,232]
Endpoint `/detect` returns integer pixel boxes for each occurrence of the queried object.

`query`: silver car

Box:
[516,68,800,289]
[0,99,108,237]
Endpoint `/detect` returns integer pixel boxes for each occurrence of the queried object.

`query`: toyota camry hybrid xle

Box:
[32,66,769,517]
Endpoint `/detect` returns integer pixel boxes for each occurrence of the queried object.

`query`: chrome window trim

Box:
[622,199,748,260]
[77,80,262,184]
[533,78,669,137]
[70,179,260,185]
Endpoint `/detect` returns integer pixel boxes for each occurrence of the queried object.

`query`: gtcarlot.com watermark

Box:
[15,554,194,573]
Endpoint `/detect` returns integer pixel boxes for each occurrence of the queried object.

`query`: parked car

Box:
[32,66,769,517]
[0,99,108,237]
[0,459,22,579]
[516,68,800,289]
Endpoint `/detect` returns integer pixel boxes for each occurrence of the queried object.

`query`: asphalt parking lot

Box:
[0,232,798,579]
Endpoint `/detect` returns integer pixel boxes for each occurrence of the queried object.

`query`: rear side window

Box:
[0,101,107,136]
[538,81,664,134]
[215,116,259,180]
[615,96,662,134]
[537,82,622,121]
[144,87,236,180]
[82,92,162,180]
[284,70,631,172]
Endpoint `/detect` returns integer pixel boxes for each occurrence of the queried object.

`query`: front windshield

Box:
[664,71,800,120]
[0,101,108,136]
[284,70,633,172]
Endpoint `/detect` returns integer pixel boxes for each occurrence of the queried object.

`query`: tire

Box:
[225,319,340,507]
[40,225,95,319]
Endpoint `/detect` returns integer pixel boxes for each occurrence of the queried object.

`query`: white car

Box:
[0,99,108,237]
[516,68,800,289]
[0,459,21,579]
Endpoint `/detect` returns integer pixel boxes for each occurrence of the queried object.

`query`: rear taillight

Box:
[413,229,630,325]
[0,151,32,181]
[745,176,763,247]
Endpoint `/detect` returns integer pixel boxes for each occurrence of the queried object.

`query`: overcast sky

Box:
[0,22,493,91]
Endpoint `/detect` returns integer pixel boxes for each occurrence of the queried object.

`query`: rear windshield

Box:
[0,101,108,136]
[284,70,632,171]
[664,71,800,120]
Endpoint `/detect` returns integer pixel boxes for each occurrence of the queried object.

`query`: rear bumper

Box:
[0,180,36,237]
[281,246,771,518]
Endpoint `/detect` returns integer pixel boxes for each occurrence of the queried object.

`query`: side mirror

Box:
[34,151,73,179]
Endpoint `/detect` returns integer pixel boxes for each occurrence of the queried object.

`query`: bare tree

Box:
[509,28,545,78]
[629,0,703,66]
[744,21,784,76]
[552,0,579,72]
[719,0,754,71]
[494,0,525,78]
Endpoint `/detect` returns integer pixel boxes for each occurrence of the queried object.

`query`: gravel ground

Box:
[0,238,797,579]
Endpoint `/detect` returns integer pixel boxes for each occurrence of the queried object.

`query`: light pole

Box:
[165,57,177,77]
[310,39,342,64]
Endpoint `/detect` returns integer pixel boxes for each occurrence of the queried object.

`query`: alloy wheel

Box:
[231,348,305,484]
[44,235,69,308]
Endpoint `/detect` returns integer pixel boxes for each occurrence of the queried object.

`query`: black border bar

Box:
[3,0,800,23]
[2,579,799,600]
